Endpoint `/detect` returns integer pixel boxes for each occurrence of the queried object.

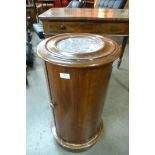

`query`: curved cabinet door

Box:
[45,61,112,144]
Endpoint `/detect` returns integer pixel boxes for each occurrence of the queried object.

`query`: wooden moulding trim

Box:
[44,33,129,37]
[39,18,129,22]
[37,33,122,68]
[52,120,104,150]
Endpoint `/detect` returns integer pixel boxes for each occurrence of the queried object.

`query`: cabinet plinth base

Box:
[52,120,104,151]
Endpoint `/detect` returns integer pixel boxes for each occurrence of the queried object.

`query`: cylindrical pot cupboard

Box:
[37,33,121,151]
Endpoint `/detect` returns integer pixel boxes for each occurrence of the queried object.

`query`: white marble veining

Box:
[56,36,104,54]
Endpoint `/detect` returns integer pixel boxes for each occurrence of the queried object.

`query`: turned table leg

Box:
[117,36,129,69]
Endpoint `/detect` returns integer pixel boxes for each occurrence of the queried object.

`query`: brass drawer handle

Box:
[59,24,66,30]
[49,102,56,108]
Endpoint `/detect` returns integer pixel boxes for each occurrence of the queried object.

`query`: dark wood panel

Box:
[26,5,37,28]
[43,21,129,35]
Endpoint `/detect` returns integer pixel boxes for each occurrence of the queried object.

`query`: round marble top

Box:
[56,36,104,54]
[37,33,120,67]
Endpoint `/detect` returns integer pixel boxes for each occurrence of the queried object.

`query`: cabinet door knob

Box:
[59,24,66,30]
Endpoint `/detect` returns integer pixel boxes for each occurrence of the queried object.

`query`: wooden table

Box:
[39,8,129,68]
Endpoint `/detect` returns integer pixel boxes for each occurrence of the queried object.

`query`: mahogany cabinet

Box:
[37,33,121,151]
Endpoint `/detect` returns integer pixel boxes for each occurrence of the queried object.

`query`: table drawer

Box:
[42,21,129,35]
